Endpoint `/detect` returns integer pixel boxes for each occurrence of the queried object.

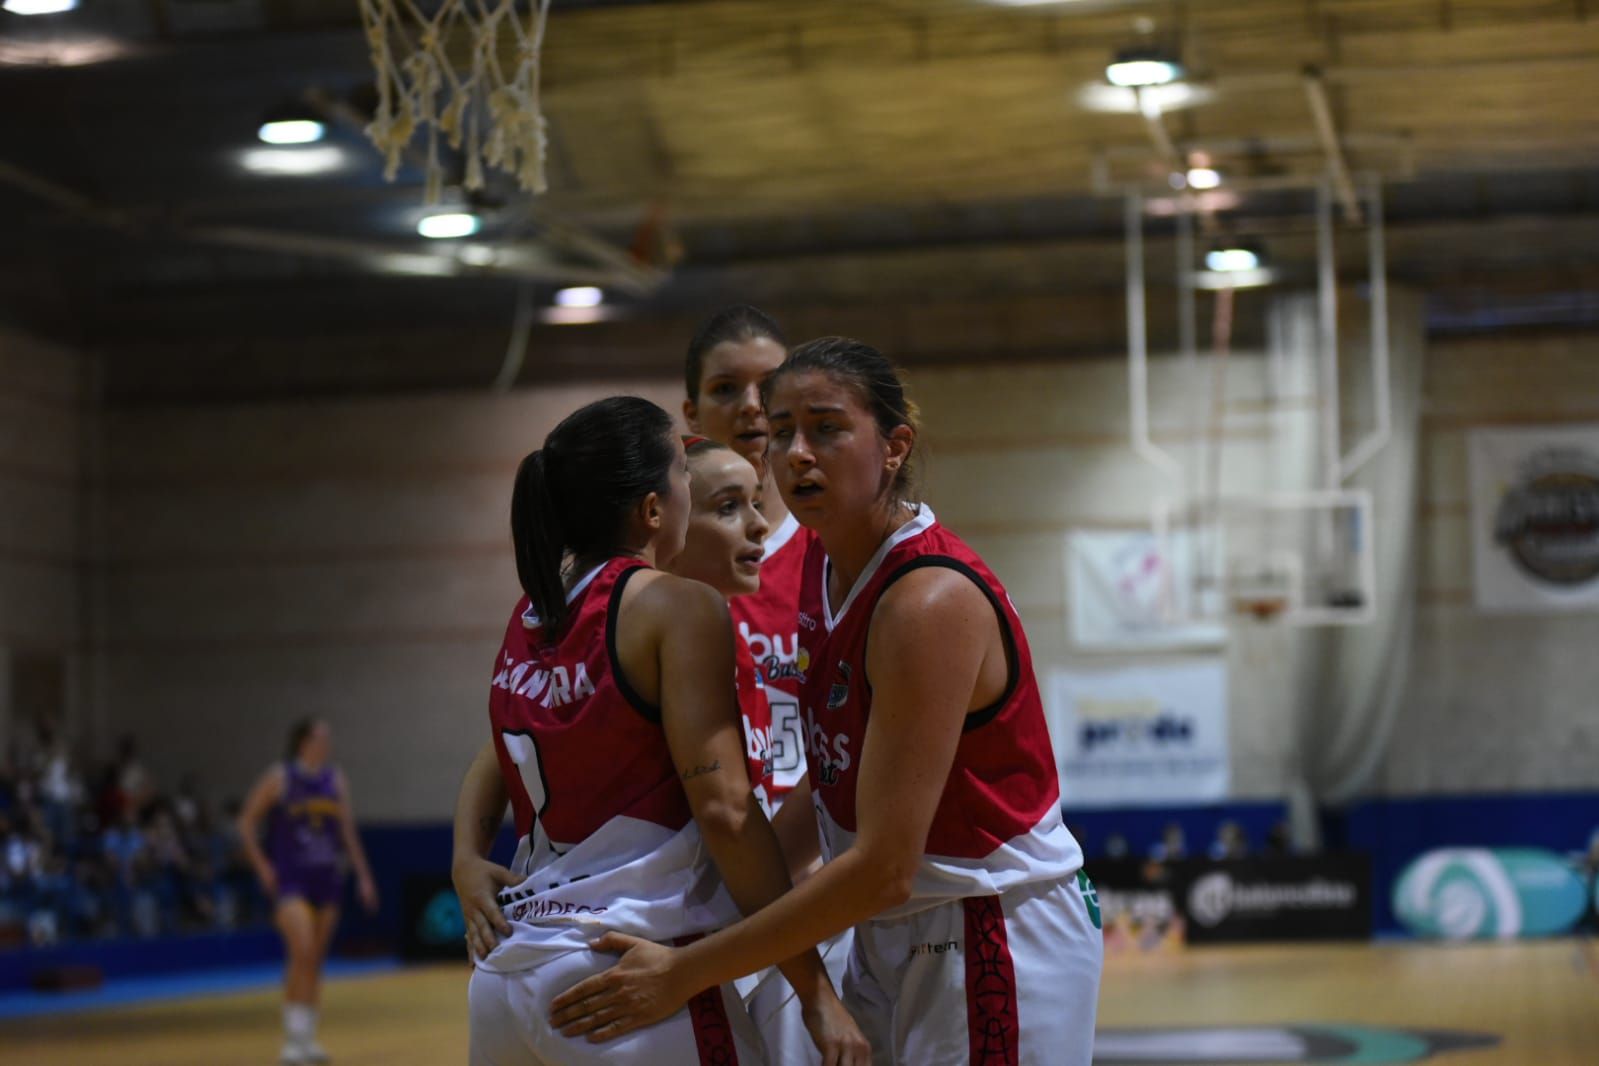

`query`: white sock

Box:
[284,1003,315,1044]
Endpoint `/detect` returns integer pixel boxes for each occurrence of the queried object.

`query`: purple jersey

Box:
[271,761,345,878]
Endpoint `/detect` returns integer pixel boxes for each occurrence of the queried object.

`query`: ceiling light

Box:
[1143,190,1241,217]
[554,286,604,308]
[1186,167,1221,190]
[237,146,348,176]
[258,119,326,145]
[0,34,126,66]
[541,306,611,326]
[1206,246,1261,273]
[3,0,80,14]
[1105,49,1183,88]
[1078,81,1208,115]
[1195,267,1274,291]
[417,212,481,239]
[375,253,459,278]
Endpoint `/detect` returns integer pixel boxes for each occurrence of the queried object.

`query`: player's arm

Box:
[770,776,822,881]
[335,769,380,912]
[551,568,987,1048]
[236,764,286,897]
[452,739,520,959]
[644,579,836,998]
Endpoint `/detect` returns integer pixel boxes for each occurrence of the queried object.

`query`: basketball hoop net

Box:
[358,0,554,203]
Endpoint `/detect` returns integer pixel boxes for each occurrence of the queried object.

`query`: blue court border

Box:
[0,957,400,1022]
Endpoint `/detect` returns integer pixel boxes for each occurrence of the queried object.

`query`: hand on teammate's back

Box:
[549,932,690,1040]
[452,854,519,960]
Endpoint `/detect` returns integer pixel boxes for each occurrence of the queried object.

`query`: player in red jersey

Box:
[551,343,1103,1065]
[459,397,866,1066]
[682,306,810,810]
[682,308,856,1066]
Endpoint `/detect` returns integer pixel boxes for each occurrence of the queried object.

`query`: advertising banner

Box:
[1045,661,1228,806]
[1066,530,1227,650]
[399,876,468,962]
[1392,847,1589,940]
[1176,855,1372,944]
[1468,426,1599,612]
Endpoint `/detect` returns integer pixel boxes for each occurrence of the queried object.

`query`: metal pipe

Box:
[1316,179,1343,491]
[1126,191,1182,483]
[1340,177,1393,481]
[1137,88,1185,176]
[1304,66,1364,225]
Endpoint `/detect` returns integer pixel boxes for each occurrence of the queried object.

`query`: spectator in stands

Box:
[1208,820,1249,861]
[172,773,206,849]
[110,734,155,820]
[34,718,81,851]
[1263,820,1293,857]
[0,732,277,948]
[1103,832,1130,861]
[1149,821,1187,862]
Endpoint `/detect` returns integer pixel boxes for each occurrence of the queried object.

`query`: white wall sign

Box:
[1045,660,1229,807]
[1066,530,1226,650]
[1469,426,1599,613]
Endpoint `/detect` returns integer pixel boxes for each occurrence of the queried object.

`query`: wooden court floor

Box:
[2,939,1595,1065]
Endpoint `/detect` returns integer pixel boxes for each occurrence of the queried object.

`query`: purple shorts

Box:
[278,865,342,909]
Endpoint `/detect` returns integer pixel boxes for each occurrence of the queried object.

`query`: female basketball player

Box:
[237,719,379,1066]
[682,309,856,1063]
[549,341,1104,1065]
[463,397,866,1066]
[681,306,810,815]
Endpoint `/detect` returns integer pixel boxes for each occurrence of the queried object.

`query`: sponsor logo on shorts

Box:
[1077,870,1103,930]
[909,939,960,957]
[504,897,609,922]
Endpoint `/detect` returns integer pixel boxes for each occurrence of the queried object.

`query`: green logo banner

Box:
[1393,847,1587,940]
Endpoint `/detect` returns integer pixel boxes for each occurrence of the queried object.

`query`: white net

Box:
[358,0,554,203]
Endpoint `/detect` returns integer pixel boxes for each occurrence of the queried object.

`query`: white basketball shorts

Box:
[844,872,1103,1066]
[469,947,765,1066]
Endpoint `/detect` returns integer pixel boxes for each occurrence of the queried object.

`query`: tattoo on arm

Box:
[681,760,721,781]
[477,815,499,842]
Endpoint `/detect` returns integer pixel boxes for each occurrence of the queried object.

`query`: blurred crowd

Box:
[0,716,268,950]
[1083,818,1295,867]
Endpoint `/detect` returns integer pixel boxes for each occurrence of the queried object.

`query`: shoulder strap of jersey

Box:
[874,554,1021,732]
[604,562,662,723]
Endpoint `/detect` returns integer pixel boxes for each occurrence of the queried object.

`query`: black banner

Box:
[1174,855,1372,943]
[399,875,470,962]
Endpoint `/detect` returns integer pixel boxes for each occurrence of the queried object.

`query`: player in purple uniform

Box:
[238,718,380,1065]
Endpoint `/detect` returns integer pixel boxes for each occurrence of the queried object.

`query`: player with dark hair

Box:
[238,718,379,1065]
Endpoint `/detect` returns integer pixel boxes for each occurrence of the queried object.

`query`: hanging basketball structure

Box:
[358,0,554,204]
[1124,175,1392,629]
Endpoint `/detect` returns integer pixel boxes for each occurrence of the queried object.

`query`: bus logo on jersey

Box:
[491,653,596,709]
[739,622,806,684]
[827,661,852,711]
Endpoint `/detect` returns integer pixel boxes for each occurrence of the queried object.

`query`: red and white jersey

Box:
[796,505,1083,918]
[734,636,776,817]
[729,512,810,800]
[480,558,739,973]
